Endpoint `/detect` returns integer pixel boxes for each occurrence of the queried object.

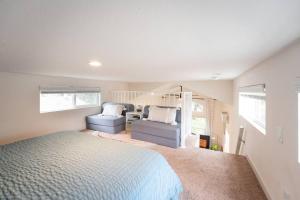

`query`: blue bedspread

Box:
[0,131,182,200]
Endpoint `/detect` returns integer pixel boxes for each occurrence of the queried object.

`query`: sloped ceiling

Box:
[0,0,300,81]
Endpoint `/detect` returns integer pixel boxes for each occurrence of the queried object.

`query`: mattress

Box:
[0,131,182,200]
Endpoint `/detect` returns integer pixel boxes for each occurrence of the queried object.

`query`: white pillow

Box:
[166,108,177,125]
[148,106,177,124]
[148,106,168,123]
[102,104,124,116]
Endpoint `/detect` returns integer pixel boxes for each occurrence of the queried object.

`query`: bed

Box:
[0,131,182,200]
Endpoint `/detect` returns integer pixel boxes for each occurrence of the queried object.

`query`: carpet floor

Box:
[84,130,267,200]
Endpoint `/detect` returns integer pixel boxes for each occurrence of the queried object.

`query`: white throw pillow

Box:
[102,104,124,116]
[166,108,177,125]
[148,106,177,124]
[148,106,167,123]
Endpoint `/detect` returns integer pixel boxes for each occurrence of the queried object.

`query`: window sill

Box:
[40,105,100,114]
[240,115,266,135]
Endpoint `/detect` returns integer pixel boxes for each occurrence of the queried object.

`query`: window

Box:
[192,100,207,135]
[192,101,204,112]
[192,117,207,135]
[75,92,100,106]
[40,87,101,113]
[239,84,266,134]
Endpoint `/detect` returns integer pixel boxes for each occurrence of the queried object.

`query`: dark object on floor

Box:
[200,135,210,149]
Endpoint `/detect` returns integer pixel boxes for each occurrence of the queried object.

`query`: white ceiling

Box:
[0,0,300,82]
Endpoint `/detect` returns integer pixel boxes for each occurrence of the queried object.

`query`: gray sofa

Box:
[86,102,134,134]
[131,106,181,148]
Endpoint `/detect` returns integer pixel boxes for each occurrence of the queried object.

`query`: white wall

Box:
[233,39,300,200]
[0,72,128,145]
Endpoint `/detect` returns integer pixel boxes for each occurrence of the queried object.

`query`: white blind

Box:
[40,86,101,94]
[239,84,266,96]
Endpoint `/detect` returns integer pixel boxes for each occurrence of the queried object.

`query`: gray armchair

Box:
[86,102,134,134]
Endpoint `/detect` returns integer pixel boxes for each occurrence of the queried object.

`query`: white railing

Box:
[112,91,182,107]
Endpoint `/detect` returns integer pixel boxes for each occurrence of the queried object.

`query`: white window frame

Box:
[191,99,208,135]
[39,86,101,113]
[239,84,266,134]
[298,91,300,163]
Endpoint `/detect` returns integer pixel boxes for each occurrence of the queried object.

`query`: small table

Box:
[126,112,143,133]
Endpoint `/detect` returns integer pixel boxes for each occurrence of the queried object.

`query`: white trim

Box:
[245,155,272,200]
[240,92,266,97]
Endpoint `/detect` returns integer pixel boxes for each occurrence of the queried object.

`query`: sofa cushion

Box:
[86,115,125,127]
[131,120,180,140]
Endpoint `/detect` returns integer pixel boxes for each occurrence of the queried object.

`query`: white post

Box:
[181,92,192,147]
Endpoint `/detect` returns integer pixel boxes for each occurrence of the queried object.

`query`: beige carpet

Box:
[84,130,267,200]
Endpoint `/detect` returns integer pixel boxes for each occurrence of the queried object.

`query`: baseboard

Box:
[245,155,272,200]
